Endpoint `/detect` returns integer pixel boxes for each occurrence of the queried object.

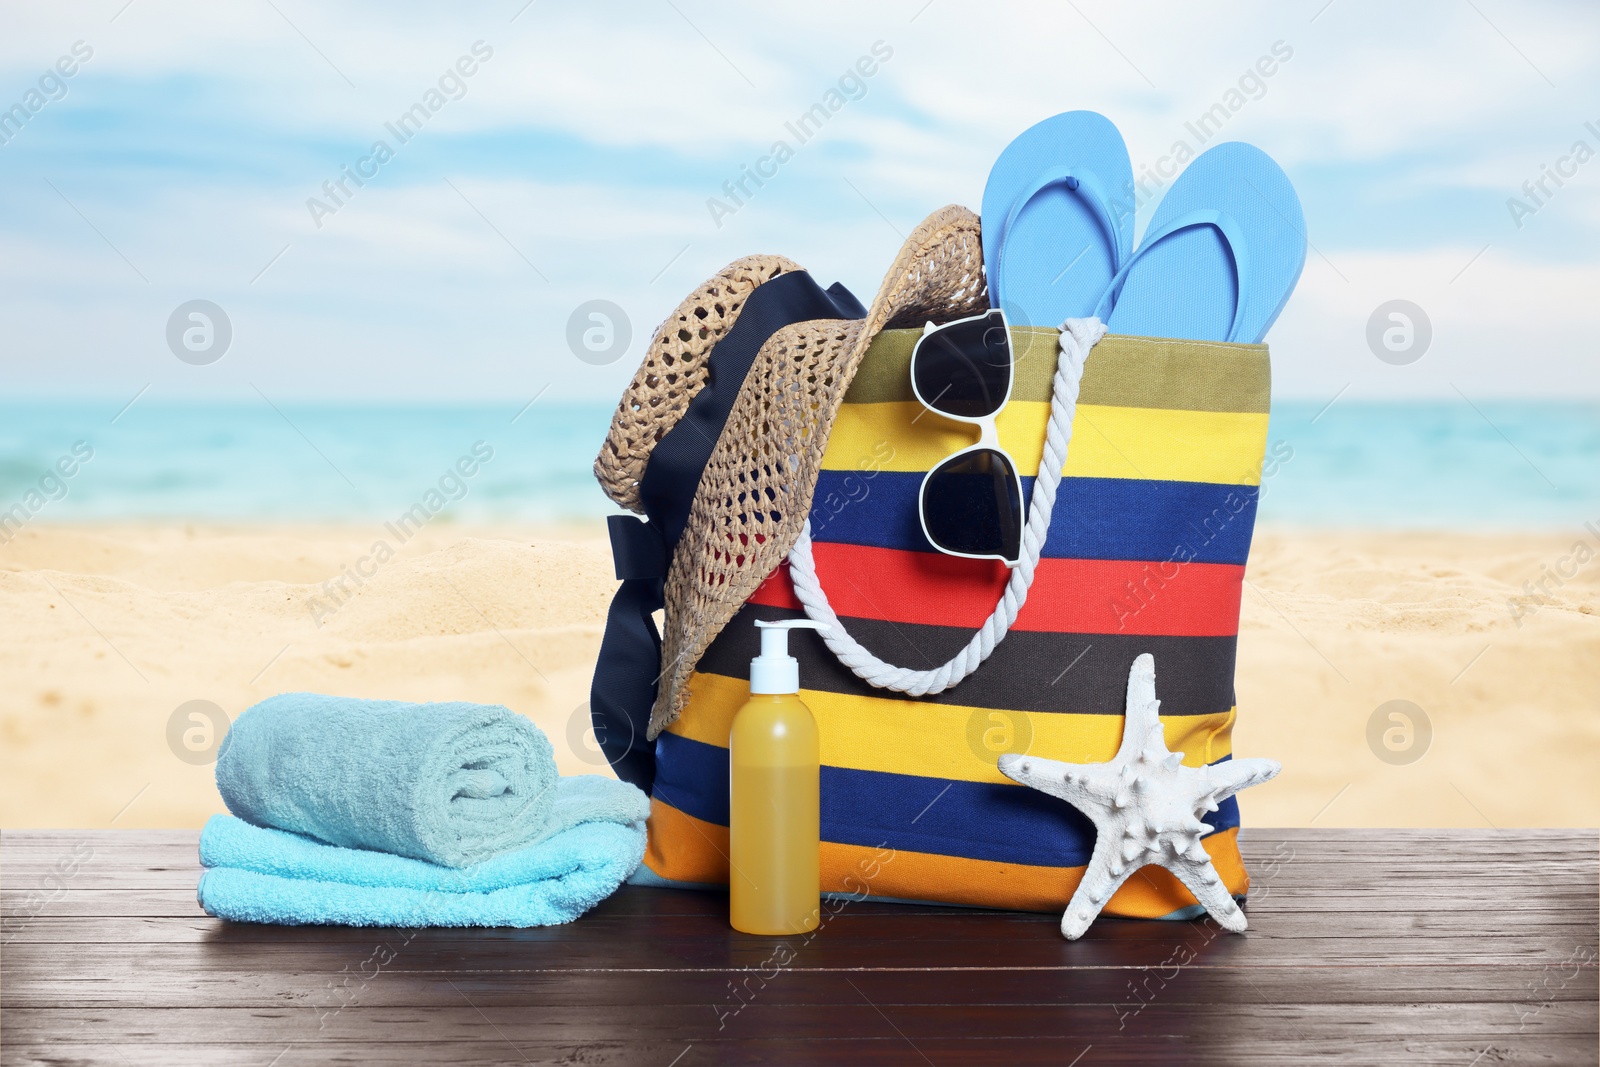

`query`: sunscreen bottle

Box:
[729,619,827,935]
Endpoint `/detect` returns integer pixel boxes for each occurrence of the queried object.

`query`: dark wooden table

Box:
[3,829,1596,1065]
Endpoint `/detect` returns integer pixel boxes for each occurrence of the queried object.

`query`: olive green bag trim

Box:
[844,327,1270,414]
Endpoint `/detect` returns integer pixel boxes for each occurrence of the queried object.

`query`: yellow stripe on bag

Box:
[673,672,1235,782]
[823,401,1270,486]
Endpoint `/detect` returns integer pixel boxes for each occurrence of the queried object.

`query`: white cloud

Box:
[1269,244,1600,397]
[1,0,1598,398]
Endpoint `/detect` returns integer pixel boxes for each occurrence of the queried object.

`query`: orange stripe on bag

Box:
[820,827,1247,917]
[647,796,1249,919]
[643,799,729,885]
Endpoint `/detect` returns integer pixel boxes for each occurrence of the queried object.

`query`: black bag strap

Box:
[589,271,865,791]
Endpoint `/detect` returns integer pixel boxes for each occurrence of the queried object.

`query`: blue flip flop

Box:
[981,111,1133,327]
[1097,141,1306,343]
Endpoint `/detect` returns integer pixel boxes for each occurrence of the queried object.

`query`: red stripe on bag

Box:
[750,545,1244,637]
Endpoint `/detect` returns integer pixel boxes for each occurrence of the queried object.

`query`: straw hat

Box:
[594,205,987,736]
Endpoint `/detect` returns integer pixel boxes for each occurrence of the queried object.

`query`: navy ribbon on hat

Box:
[590,271,866,793]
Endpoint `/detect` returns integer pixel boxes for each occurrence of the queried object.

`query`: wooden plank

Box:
[2,829,1595,1067]
[4,965,1595,1011]
[7,897,1597,944]
[6,1001,1598,1044]
[0,888,206,918]
[1,1007,1592,1067]
[4,932,1594,975]
[6,887,1597,928]
[0,1034,1588,1067]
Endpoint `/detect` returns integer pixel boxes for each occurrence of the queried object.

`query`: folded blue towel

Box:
[215,693,557,868]
[198,775,649,927]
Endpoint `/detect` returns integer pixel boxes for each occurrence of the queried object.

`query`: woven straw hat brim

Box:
[648,204,986,735]
[595,254,803,513]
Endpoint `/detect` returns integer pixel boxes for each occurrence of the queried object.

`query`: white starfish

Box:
[998,653,1281,940]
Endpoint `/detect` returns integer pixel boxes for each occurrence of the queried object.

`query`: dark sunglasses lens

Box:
[912,314,1012,419]
[921,448,1023,562]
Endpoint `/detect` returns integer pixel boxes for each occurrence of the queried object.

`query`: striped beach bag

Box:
[594,207,1273,917]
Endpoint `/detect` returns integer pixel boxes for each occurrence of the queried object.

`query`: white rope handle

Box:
[788,317,1107,696]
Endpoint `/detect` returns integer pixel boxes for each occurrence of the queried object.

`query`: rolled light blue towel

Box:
[215,693,557,868]
[197,776,649,927]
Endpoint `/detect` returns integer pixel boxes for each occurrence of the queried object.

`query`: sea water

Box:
[0,399,1595,530]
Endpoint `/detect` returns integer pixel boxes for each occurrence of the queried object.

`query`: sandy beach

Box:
[1,522,1594,830]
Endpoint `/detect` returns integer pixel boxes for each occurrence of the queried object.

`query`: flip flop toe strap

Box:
[1094,208,1253,341]
[993,166,1125,308]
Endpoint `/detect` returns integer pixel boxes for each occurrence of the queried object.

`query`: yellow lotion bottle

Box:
[729,619,828,936]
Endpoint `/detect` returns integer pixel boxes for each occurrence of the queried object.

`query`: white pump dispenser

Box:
[750,620,829,695]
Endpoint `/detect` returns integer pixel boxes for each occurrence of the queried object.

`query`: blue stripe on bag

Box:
[654,731,1242,868]
[808,470,1259,565]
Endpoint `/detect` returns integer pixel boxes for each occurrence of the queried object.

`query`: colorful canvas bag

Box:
[592,207,1271,918]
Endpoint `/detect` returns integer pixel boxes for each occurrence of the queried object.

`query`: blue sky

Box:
[1,0,1598,403]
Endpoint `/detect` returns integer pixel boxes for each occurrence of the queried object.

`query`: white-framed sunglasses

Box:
[910,308,1024,568]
